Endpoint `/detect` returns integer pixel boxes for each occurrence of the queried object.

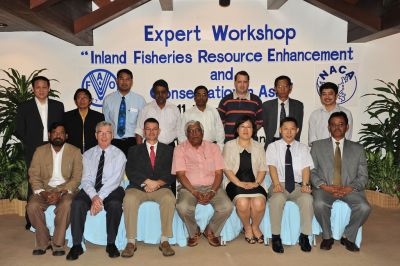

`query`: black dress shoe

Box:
[25,222,32,230]
[32,245,52,255]
[340,237,360,252]
[320,238,334,250]
[66,245,84,261]
[271,237,284,253]
[299,233,312,252]
[106,243,120,258]
[53,250,66,256]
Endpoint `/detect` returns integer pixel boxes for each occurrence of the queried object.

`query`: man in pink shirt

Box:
[172,120,233,247]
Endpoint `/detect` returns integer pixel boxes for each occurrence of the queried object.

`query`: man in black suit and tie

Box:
[122,118,176,257]
[262,75,303,149]
[311,111,371,252]
[63,89,105,153]
[15,76,64,229]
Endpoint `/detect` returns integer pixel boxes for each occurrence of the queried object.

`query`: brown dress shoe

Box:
[187,226,201,247]
[203,226,221,247]
[159,241,175,256]
[121,243,137,258]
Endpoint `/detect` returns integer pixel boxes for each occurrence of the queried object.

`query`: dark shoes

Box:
[187,226,201,247]
[159,241,175,256]
[25,222,32,230]
[121,243,137,258]
[32,245,52,256]
[271,236,284,253]
[106,243,120,258]
[299,233,312,252]
[203,225,221,247]
[340,237,360,252]
[66,245,84,260]
[320,238,334,250]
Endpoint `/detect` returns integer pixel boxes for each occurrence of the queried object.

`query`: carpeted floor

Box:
[1,205,399,266]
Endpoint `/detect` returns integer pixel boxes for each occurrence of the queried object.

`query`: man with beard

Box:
[135,79,181,147]
[103,69,146,156]
[27,122,82,256]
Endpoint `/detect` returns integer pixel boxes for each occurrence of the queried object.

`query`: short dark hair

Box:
[73,88,92,101]
[31,76,50,87]
[144,117,159,127]
[280,117,298,128]
[319,82,338,95]
[328,111,348,125]
[234,70,250,81]
[48,122,65,133]
[274,75,292,87]
[194,85,208,95]
[234,115,257,138]
[117,69,133,79]
[152,79,169,94]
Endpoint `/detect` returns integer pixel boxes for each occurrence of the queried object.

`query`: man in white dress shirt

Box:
[179,85,225,149]
[136,79,181,147]
[266,117,314,253]
[308,82,353,146]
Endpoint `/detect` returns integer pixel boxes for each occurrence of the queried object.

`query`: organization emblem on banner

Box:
[315,64,357,104]
[81,69,117,107]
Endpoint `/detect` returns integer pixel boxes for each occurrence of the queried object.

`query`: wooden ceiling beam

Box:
[74,0,150,34]
[30,0,63,11]
[304,0,382,31]
[267,0,287,10]
[159,0,173,11]
[93,0,112,8]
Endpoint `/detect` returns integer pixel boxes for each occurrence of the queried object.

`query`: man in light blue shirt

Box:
[66,121,127,260]
[102,69,146,155]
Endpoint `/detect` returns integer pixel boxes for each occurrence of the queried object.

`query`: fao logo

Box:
[81,69,117,107]
[316,65,357,104]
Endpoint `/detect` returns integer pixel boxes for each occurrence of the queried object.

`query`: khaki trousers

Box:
[27,193,74,249]
[268,183,313,235]
[123,188,176,240]
[176,186,233,237]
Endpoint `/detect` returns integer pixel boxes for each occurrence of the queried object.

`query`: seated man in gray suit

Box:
[262,75,303,149]
[311,111,371,252]
[122,118,176,257]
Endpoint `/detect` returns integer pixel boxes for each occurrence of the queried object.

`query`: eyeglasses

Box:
[97,131,112,136]
[144,128,159,132]
[187,128,202,134]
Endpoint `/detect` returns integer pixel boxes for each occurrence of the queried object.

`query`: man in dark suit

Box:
[311,111,371,252]
[15,76,64,229]
[122,118,176,257]
[262,75,303,149]
[63,89,105,153]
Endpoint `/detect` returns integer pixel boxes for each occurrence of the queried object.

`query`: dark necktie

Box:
[333,142,342,186]
[280,102,286,122]
[95,150,105,192]
[150,145,156,170]
[285,144,295,193]
[117,96,126,137]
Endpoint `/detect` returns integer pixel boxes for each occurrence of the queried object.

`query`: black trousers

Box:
[112,137,137,157]
[70,187,125,245]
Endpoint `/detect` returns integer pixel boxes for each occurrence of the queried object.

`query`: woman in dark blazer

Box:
[63,89,104,153]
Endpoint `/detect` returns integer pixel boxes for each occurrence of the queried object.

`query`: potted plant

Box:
[360,79,400,208]
[0,68,59,215]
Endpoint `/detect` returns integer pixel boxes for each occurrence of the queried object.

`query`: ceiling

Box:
[0,0,399,46]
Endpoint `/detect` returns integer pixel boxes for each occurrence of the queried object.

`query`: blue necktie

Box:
[117,96,126,137]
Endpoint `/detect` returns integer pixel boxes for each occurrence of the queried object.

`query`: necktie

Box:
[117,96,126,137]
[150,145,156,170]
[333,142,342,186]
[285,144,295,193]
[95,150,105,192]
[280,102,286,122]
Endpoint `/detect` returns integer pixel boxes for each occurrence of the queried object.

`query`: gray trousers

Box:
[268,183,313,235]
[313,189,371,242]
[176,186,233,237]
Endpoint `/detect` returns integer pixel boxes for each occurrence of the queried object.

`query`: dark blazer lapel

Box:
[141,143,153,173]
[288,98,295,116]
[48,100,57,128]
[270,99,278,133]
[30,99,43,129]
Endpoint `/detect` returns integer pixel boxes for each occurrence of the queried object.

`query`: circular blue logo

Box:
[316,65,357,104]
[81,69,117,107]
